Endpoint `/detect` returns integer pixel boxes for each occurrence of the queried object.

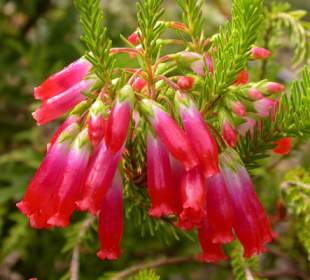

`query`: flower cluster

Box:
[17,24,287,262]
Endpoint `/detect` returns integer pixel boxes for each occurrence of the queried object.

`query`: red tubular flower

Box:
[251,47,272,60]
[88,99,106,147]
[222,120,238,148]
[272,137,292,155]
[97,170,123,260]
[128,31,140,46]
[265,82,285,94]
[222,155,273,257]
[76,143,122,215]
[105,85,134,153]
[178,167,207,230]
[142,100,198,171]
[206,173,234,243]
[34,58,91,100]
[47,115,79,150]
[33,79,94,125]
[198,218,227,263]
[16,123,80,228]
[132,77,147,92]
[235,69,249,85]
[177,76,194,90]
[47,129,92,228]
[179,102,219,177]
[147,133,179,217]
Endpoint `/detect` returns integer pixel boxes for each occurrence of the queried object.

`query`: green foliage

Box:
[268,3,309,66]
[129,269,160,280]
[282,168,310,261]
[136,0,165,62]
[176,0,205,52]
[204,0,264,103]
[75,0,115,85]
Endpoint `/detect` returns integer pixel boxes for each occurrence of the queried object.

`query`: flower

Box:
[88,99,106,147]
[177,167,207,230]
[238,117,256,137]
[47,129,92,228]
[76,143,122,215]
[221,153,273,257]
[142,99,199,171]
[147,133,179,217]
[265,82,285,94]
[272,137,292,155]
[34,58,91,100]
[222,120,238,148]
[248,88,264,101]
[33,79,94,125]
[198,218,227,263]
[132,77,147,92]
[179,100,219,177]
[16,122,80,228]
[105,85,134,153]
[128,31,140,46]
[231,101,247,117]
[206,172,234,244]
[254,97,277,118]
[177,76,194,90]
[235,69,249,85]
[251,47,272,60]
[97,170,123,260]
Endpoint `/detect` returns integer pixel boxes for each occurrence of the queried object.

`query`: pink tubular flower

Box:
[222,120,238,148]
[16,123,80,228]
[88,99,106,147]
[177,76,194,90]
[34,58,91,100]
[105,85,134,153]
[251,47,272,60]
[179,102,219,177]
[132,77,147,92]
[128,31,140,46]
[76,143,122,215]
[254,97,277,118]
[248,88,264,101]
[142,100,198,171]
[47,115,79,150]
[47,129,92,228]
[222,156,273,257]
[33,79,94,125]
[265,82,285,94]
[272,137,292,155]
[205,55,214,74]
[231,101,247,117]
[238,117,256,137]
[235,69,249,85]
[206,173,234,243]
[198,219,227,263]
[97,170,123,260]
[147,133,179,217]
[178,167,207,230]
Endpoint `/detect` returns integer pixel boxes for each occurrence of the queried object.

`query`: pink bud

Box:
[251,47,272,60]
[232,101,247,117]
[128,32,139,46]
[205,55,214,74]
[248,88,264,100]
[132,77,147,92]
[265,82,285,93]
[222,120,238,147]
[177,76,194,90]
[254,97,277,118]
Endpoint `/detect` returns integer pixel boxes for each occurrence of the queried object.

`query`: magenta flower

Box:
[47,129,92,228]
[142,100,199,171]
[248,88,264,101]
[88,99,106,147]
[251,47,272,60]
[97,170,123,260]
[222,119,238,148]
[34,58,91,100]
[105,85,134,153]
[179,101,219,177]
[254,97,277,118]
[265,82,285,94]
[33,79,94,125]
[147,133,179,217]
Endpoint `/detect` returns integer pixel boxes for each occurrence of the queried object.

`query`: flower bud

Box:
[222,120,238,147]
[231,101,247,117]
[132,77,147,92]
[128,31,139,46]
[177,76,194,90]
[251,47,272,60]
[235,69,249,85]
[248,88,264,100]
[272,137,292,155]
[88,99,106,147]
[265,82,285,94]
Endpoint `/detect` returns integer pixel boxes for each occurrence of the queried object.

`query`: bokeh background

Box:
[0,0,309,279]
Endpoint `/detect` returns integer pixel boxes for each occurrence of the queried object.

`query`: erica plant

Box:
[15,0,310,278]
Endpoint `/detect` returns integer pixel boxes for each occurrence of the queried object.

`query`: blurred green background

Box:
[0,0,309,279]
